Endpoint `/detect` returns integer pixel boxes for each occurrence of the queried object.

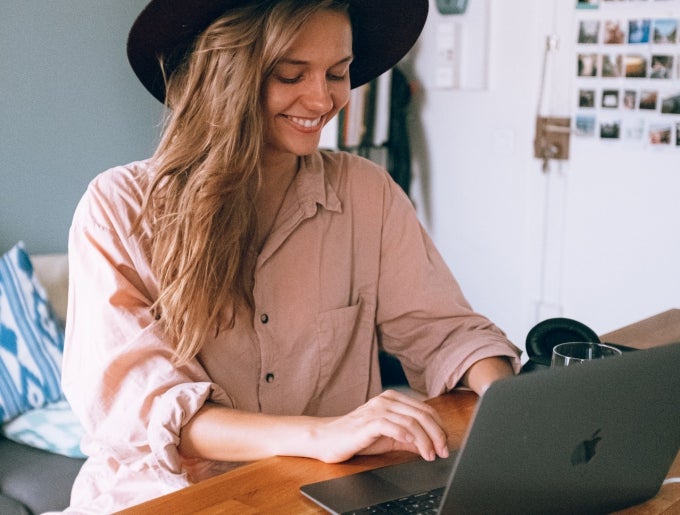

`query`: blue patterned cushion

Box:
[2,399,86,458]
[0,242,64,423]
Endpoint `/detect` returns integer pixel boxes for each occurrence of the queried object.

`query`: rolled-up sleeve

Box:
[62,166,233,506]
[375,177,521,396]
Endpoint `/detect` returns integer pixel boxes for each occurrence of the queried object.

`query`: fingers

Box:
[313,390,450,464]
[365,390,449,461]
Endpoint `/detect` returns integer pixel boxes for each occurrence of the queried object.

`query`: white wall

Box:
[404,0,680,351]
[3,1,678,350]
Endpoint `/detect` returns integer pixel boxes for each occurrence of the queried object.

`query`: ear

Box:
[523,317,600,370]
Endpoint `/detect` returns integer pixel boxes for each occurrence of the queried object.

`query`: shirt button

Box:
[265,373,275,383]
[260,313,269,324]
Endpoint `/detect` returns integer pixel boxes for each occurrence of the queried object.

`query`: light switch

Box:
[435,22,460,89]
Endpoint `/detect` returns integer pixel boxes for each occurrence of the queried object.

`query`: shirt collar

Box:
[297,151,342,215]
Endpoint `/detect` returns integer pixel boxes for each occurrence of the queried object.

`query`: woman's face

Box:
[262,9,352,164]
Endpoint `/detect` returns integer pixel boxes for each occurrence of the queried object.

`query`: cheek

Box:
[331,85,351,116]
[262,80,288,116]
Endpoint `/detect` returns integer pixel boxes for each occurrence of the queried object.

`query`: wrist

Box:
[461,356,515,395]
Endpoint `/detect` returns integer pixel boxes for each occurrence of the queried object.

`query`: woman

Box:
[62,0,521,512]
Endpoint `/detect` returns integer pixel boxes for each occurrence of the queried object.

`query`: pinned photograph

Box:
[624,54,647,78]
[628,19,651,44]
[652,19,677,44]
[602,89,620,108]
[601,54,623,77]
[577,0,600,9]
[578,53,599,77]
[575,115,597,137]
[622,119,645,141]
[623,90,637,110]
[578,20,600,44]
[579,89,597,108]
[639,90,659,110]
[603,20,626,44]
[650,55,674,79]
[661,93,680,114]
[600,120,621,139]
[649,123,672,144]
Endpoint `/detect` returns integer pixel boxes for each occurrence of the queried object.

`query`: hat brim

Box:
[127,0,428,103]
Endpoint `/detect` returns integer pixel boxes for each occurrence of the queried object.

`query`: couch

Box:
[0,250,86,515]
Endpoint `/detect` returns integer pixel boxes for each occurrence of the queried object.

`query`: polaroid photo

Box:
[628,19,651,44]
[578,20,600,44]
[649,122,672,145]
[652,19,677,44]
[603,20,626,44]
[624,54,647,78]
[622,90,637,110]
[650,55,674,79]
[660,92,680,114]
[600,119,621,140]
[601,54,623,77]
[575,115,597,137]
[578,53,599,77]
[576,0,600,9]
[602,89,620,108]
[622,118,646,141]
[639,90,659,110]
[579,89,597,108]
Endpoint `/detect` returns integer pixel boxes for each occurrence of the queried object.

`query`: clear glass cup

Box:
[551,342,622,368]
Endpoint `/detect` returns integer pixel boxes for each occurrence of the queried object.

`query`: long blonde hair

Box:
[139,0,350,365]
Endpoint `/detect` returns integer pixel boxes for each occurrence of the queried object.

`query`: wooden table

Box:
[119,310,680,514]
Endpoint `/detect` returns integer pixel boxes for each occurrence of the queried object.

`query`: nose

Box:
[302,75,333,113]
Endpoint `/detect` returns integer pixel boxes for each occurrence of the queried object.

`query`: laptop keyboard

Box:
[343,486,445,514]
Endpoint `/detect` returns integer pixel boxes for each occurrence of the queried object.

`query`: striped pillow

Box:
[0,242,64,423]
[2,399,85,458]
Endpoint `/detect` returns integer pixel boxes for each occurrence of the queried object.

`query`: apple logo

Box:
[571,429,602,466]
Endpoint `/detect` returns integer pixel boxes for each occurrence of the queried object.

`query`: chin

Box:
[284,140,322,157]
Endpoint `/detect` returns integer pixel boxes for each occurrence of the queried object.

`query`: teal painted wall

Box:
[1,1,162,254]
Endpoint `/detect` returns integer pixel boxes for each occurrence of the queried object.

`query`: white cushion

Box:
[31,254,68,323]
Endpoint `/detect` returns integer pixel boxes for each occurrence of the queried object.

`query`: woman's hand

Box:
[306,389,449,464]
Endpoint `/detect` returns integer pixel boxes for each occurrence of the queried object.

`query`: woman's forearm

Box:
[178,402,320,462]
[460,356,516,395]
[178,390,450,464]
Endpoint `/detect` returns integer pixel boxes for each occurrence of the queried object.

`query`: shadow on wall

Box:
[399,39,433,229]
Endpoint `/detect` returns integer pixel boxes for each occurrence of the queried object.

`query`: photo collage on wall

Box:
[574,0,680,147]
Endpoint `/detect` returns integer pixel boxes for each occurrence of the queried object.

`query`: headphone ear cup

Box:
[525,317,600,367]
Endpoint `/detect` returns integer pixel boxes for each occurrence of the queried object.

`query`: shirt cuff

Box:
[147,381,231,485]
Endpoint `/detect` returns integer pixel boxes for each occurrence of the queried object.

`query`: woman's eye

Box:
[277,75,301,84]
[327,73,347,81]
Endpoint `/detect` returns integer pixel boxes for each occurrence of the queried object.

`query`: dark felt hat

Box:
[127,0,428,103]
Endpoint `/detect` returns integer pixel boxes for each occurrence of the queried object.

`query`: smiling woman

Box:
[60,0,521,512]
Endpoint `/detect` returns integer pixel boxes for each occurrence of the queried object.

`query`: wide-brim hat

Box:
[127,0,428,103]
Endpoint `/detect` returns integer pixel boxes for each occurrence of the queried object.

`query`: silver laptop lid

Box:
[439,342,680,514]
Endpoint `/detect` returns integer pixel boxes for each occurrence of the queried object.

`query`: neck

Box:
[254,156,300,250]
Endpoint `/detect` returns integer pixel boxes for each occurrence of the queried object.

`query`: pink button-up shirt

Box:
[61,150,520,513]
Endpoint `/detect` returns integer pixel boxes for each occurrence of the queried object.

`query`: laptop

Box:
[301,342,680,514]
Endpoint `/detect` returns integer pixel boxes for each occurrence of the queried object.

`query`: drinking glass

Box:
[551,342,622,368]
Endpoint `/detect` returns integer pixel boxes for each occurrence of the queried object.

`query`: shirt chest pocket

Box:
[314,299,375,400]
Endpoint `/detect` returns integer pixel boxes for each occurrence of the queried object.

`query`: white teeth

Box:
[288,116,322,128]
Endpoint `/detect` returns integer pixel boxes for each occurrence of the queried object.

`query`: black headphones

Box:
[521,317,636,373]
